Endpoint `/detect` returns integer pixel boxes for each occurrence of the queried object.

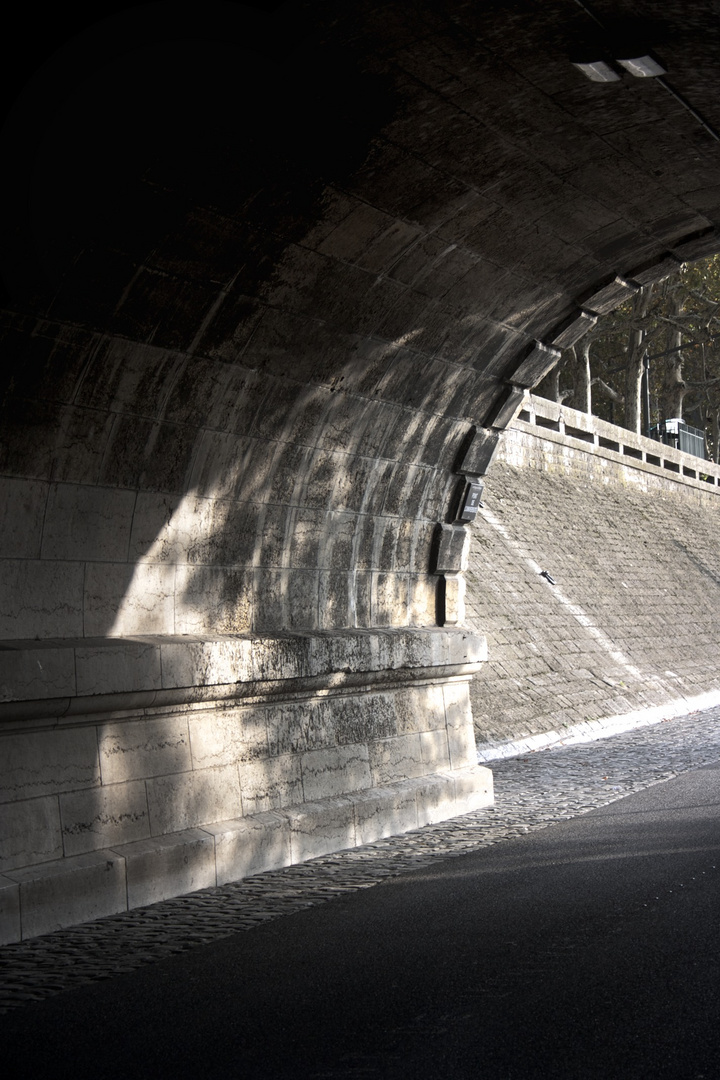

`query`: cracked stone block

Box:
[353,785,419,845]
[188,707,268,770]
[414,773,457,826]
[300,745,372,801]
[60,779,151,856]
[510,342,561,388]
[369,733,425,785]
[75,641,162,697]
[238,754,304,814]
[146,766,242,835]
[285,797,356,863]
[0,727,99,801]
[0,646,77,703]
[99,716,192,783]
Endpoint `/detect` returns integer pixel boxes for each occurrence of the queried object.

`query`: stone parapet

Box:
[0,628,492,943]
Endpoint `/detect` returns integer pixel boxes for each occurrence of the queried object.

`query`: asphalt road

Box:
[6,760,720,1079]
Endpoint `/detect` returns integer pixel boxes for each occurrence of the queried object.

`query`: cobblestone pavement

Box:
[2,704,720,1014]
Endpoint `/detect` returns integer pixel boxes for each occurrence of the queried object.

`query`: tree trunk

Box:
[574,341,592,414]
[624,287,653,433]
[661,296,688,419]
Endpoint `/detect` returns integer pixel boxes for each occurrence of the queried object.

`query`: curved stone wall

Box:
[2,1,720,638]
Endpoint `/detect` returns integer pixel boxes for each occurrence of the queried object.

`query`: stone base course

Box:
[0,627,491,943]
[0,769,492,942]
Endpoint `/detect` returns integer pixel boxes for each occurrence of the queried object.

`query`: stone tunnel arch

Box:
[2,0,720,940]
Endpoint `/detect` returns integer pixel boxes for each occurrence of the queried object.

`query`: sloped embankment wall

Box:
[466,425,720,750]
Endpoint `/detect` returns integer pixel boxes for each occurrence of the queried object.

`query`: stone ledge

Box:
[0,629,487,727]
[2,769,493,942]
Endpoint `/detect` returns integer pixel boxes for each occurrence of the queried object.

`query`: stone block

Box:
[0,873,20,945]
[327,693,397,745]
[550,310,597,349]
[393,685,433,736]
[205,812,292,885]
[420,729,451,770]
[0,560,84,639]
[60,780,150,857]
[160,638,253,689]
[415,773,457,826]
[300,745,372,801]
[443,572,466,626]
[510,342,561,389]
[452,765,494,815]
[0,727,99,802]
[672,230,720,262]
[40,483,136,561]
[446,719,478,769]
[83,562,176,637]
[0,477,48,559]
[188,707,268,770]
[117,829,216,909]
[582,276,638,315]
[266,700,333,757]
[444,630,487,666]
[6,850,127,939]
[238,754,303,814]
[75,641,162,696]
[408,574,437,624]
[457,428,500,477]
[353,785,418,845]
[146,765,242,835]
[174,565,252,635]
[629,255,681,286]
[434,524,472,574]
[369,733,425,785]
[0,796,63,871]
[285,797,356,863]
[485,385,526,429]
[99,716,192,783]
[0,645,77,703]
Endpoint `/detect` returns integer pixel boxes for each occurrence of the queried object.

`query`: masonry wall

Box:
[466,412,720,748]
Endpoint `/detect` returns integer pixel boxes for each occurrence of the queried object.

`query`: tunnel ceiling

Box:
[2,0,720,638]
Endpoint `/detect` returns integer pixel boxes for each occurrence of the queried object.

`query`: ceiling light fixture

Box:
[616,55,666,78]
[571,59,620,82]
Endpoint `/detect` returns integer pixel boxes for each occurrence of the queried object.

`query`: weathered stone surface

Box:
[5,851,127,939]
[99,716,192,783]
[187,708,267,770]
[369,733,425,785]
[285,798,357,863]
[0,646,77,703]
[75,642,162,697]
[238,755,304,814]
[146,766,242,835]
[0,728,99,801]
[0,797,63,871]
[118,830,216,909]
[300,745,372,801]
[60,780,151,856]
[205,812,292,885]
[0,873,20,945]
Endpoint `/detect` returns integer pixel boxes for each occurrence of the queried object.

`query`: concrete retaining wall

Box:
[467,397,720,750]
[0,628,492,943]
